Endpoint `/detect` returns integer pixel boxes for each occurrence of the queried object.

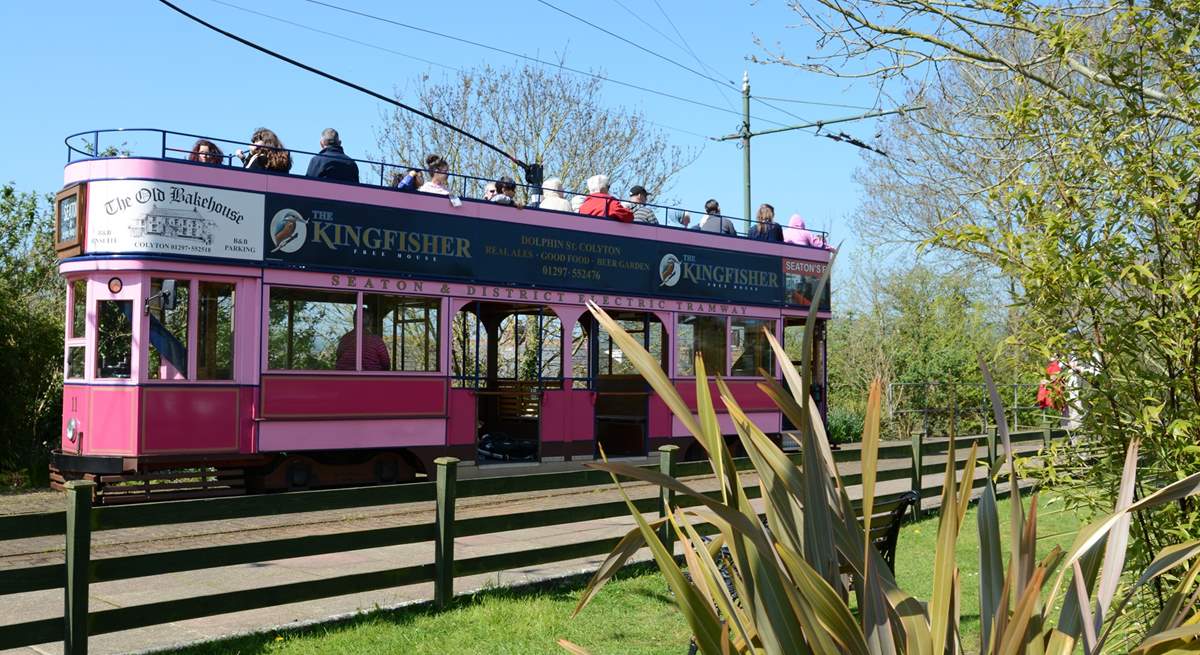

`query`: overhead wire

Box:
[752,95,879,111]
[533,0,816,125]
[207,0,452,72]
[155,0,526,169]
[647,0,739,111]
[607,0,737,112]
[298,0,794,129]
[204,0,711,143]
[534,0,735,89]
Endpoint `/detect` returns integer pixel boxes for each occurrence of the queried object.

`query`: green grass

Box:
[168,563,690,655]
[891,491,1085,648]
[165,492,1084,655]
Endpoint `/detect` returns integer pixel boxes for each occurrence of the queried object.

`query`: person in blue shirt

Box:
[305,128,360,183]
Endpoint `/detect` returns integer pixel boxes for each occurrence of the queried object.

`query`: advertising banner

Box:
[782,258,832,312]
[262,193,806,307]
[86,180,264,261]
[78,179,831,309]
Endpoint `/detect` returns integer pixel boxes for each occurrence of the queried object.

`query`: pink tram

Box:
[50,129,832,500]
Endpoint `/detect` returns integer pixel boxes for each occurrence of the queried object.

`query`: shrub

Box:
[825,407,865,444]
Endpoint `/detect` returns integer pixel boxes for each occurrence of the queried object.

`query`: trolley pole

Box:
[741,71,752,223]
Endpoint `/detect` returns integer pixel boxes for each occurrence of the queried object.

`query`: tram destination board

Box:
[263,193,828,308]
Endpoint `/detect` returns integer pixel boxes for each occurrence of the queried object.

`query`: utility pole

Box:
[741,71,752,223]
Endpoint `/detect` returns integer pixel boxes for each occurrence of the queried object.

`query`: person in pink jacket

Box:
[784,213,826,248]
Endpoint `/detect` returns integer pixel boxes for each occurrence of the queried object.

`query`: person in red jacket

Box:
[577,174,634,223]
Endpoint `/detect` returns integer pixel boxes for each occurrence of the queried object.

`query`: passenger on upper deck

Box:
[418,155,452,195]
[698,199,736,235]
[539,178,573,211]
[491,177,518,205]
[390,168,424,192]
[748,203,784,242]
[578,175,634,223]
[188,139,224,165]
[624,185,658,224]
[784,213,825,248]
[483,181,497,201]
[235,128,292,173]
[305,128,360,183]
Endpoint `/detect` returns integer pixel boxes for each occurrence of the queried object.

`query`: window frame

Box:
[265,284,446,376]
[64,277,88,381]
[674,312,729,379]
[138,272,248,385]
[673,312,783,379]
[728,316,779,378]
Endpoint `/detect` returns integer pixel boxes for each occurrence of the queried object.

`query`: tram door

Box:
[453,302,561,464]
[589,312,665,458]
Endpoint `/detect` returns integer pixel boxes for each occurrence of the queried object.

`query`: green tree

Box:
[769,0,1200,616]
[0,184,63,484]
[826,257,1029,440]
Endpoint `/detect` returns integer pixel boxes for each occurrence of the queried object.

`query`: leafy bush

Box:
[564,300,1200,655]
[825,407,865,444]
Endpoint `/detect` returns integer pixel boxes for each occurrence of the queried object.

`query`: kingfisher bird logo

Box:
[270,209,307,253]
[659,253,681,287]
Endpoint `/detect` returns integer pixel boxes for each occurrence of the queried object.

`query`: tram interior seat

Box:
[594,375,648,458]
[475,379,561,463]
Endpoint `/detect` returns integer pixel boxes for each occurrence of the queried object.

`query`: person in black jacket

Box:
[748,203,784,242]
[305,128,360,183]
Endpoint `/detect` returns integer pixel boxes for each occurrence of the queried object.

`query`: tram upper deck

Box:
[55,129,832,313]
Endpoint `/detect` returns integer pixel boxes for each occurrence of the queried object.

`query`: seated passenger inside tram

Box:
[336,305,391,371]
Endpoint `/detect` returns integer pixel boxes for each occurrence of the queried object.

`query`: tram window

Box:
[730,318,774,377]
[66,347,85,380]
[365,294,440,372]
[268,287,355,371]
[148,278,190,380]
[69,279,86,338]
[597,314,665,376]
[496,313,562,381]
[676,314,726,376]
[783,320,806,364]
[540,317,563,380]
[571,322,589,388]
[451,309,486,387]
[197,282,235,379]
[95,300,133,379]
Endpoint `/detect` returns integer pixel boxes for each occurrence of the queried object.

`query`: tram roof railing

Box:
[63,128,832,248]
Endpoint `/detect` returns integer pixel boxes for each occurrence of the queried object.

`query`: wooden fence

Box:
[0,428,1063,654]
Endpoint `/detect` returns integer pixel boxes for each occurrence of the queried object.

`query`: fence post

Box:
[64,480,95,655]
[1042,426,1052,452]
[434,457,458,610]
[909,429,924,521]
[658,445,679,554]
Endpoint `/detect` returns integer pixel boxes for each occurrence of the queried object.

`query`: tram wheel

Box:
[375,453,401,483]
[284,456,317,490]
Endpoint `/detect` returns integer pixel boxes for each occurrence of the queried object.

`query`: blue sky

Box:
[0,0,890,258]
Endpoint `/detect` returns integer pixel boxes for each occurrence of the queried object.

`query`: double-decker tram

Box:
[51,129,832,502]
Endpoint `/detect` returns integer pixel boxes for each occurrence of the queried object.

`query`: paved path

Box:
[0,440,1041,655]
